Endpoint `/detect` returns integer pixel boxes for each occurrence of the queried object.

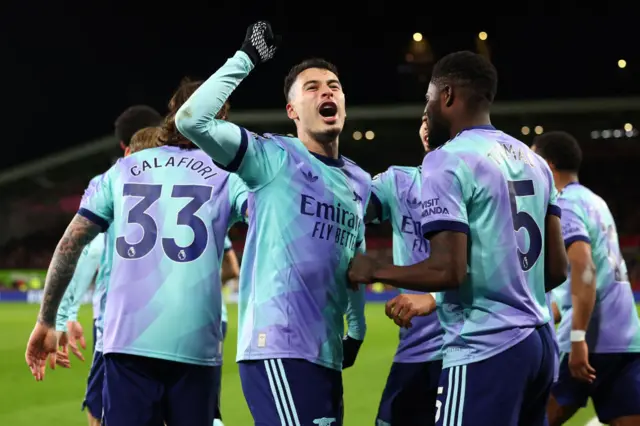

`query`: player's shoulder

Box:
[388,165,420,176]
[256,132,291,149]
[341,154,371,178]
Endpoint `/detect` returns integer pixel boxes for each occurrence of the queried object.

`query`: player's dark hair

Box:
[159,78,230,150]
[114,105,162,147]
[533,131,583,172]
[283,58,339,101]
[431,51,498,109]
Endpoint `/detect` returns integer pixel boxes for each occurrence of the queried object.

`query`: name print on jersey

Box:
[300,194,362,251]
[129,156,219,180]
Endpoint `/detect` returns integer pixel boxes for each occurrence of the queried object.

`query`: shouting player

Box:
[532,131,640,426]
[349,51,568,426]
[54,106,162,426]
[26,80,248,426]
[176,21,369,425]
[367,112,444,426]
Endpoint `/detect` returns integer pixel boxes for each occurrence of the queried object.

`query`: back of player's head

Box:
[129,127,161,154]
[114,105,162,147]
[431,51,498,110]
[283,58,339,102]
[532,131,583,172]
[159,78,230,150]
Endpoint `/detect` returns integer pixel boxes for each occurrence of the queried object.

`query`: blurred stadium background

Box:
[2,17,639,426]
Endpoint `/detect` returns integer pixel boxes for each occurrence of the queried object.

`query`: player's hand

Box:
[66,320,86,361]
[240,21,280,66]
[347,253,379,288]
[54,331,71,369]
[569,341,596,383]
[342,336,363,369]
[25,322,58,381]
[385,293,436,328]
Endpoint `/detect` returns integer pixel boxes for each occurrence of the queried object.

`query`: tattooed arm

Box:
[371,231,467,292]
[38,215,102,328]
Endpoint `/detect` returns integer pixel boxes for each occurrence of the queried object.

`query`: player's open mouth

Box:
[318,101,338,123]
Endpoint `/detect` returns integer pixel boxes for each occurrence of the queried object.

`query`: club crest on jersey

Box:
[352,191,362,203]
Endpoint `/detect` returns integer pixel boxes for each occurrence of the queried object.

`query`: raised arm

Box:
[176,22,285,189]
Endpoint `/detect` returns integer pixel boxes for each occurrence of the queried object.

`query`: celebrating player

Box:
[532,131,640,426]
[365,112,444,426]
[349,51,569,425]
[53,105,162,426]
[25,80,248,426]
[176,21,369,425]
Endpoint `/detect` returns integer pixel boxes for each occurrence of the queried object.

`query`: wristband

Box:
[570,330,586,342]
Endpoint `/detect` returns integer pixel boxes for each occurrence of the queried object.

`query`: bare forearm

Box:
[570,265,596,331]
[38,215,101,327]
[373,262,455,293]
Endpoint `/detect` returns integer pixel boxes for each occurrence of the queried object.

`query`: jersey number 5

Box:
[116,183,213,262]
[508,180,542,271]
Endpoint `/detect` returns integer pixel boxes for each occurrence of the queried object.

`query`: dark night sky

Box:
[2,6,637,169]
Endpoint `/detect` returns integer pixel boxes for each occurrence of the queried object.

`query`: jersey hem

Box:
[104,347,222,367]
[236,352,342,371]
[441,326,535,369]
[393,355,443,363]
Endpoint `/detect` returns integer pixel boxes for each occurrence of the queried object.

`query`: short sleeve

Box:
[223,236,233,252]
[227,173,249,224]
[233,130,288,190]
[369,169,393,224]
[558,197,590,248]
[78,171,114,232]
[420,149,470,239]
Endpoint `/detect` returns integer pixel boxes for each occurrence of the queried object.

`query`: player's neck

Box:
[449,112,492,139]
[554,172,579,192]
[298,133,339,159]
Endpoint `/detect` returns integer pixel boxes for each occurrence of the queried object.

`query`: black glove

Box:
[240,21,279,66]
[342,335,363,369]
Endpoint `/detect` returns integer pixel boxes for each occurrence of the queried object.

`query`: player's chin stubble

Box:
[312,127,342,144]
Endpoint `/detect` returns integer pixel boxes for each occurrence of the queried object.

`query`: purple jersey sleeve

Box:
[558,197,590,248]
[77,170,114,232]
[419,149,470,238]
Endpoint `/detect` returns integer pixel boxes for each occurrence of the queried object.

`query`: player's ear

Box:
[124,146,132,157]
[443,85,454,108]
[286,103,298,120]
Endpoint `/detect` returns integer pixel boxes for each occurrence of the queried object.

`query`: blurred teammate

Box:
[366,113,444,426]
[26,81,248,426]
[176,21,369,425]
[54,106,162,426]
[128,126,161,152]
[214,235,241,426]
[532,131,640,426]
[349,51,568,426]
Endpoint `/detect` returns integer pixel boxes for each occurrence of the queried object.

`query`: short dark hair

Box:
[533,131,583,172]
[283,58,339,101]
[431,51,498,108]
[114,105,162,146]
[159,78,230,150]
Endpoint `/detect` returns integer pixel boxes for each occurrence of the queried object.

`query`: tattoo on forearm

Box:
[38,215,101,327]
